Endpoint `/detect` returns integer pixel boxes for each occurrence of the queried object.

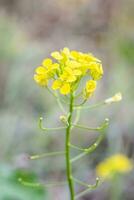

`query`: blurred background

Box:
[0,0,134,199]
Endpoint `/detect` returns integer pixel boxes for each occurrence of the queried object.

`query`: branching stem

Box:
[71,119,109,163]
[18,178,67,188]
[30,151,65,160]
[73,177,100,188]
[39,117,66,132]
[66,93,75,200]
[74,178,100,199]
[74,101,105,110]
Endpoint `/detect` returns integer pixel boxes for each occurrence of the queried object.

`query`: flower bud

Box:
[104,92,122,104]
[60,115,67,124]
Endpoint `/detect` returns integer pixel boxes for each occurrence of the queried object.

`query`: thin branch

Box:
[72,118,108,132]
[18,178,67,188]
[72,124,99,131]
[73,109,81,125]
[29,151,66,160]
[69,143,84,151]
[39,117,66,132]
[75,178,100,199]
[74,101,105,110]
[71,119,109,163]
[74,99,87,107]
[74,91,83,99]
[74,93,122,110]
[47,87,66,113]
[71,109,81,131]
[73,177,100,188]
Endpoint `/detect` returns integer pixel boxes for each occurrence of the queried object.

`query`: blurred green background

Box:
[0,0,134,199]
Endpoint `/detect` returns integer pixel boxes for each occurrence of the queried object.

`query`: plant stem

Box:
[66,93,75,200]
[18,178,67,188]
[74,102,105,110]
[74,178,100,199]
[30,151,65,160]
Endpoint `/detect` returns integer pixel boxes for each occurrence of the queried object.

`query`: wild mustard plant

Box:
[26,48,123,199]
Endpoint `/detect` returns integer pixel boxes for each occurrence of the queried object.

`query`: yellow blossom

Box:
[51,47,71,62]
[34,66,48,86]
[83,80,97,99]
[51,51,63,60]
[34,47,103,97]
[60,83,70,95]
[42,58,59,77]
[71,51,100,63]
[52,80,71,95]
[96,154,132,179]
[60,67,81,83]
[89,62,103,80]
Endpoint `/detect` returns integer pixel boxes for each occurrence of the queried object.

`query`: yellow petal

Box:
[86,80,97,92]
[34,74,48,86]
[64,67,73,74]
[62,47,70,56]
[35,66,46,74]
[87,53,101,62]
[89,63,103,80]
[51,51,63,60]
[42,58,52,67]
[67,75,76,82]
[52,80,62,90]
[83,80,97,99]
[52,63,59,70]
[70,51,79,59]
[60,83,70,95]
[96,154,132,179]
[73,69,82,76]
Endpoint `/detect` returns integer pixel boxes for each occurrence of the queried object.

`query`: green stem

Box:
[72,118,109,132]
[30,151,65,160]
[74,178,100,199]
[74,102,105,110]
[66,93,75,200]
[18,178,67,188]
[111,174,122,200]
[69,143,84,151]
[72,177,92,188]
[72,124,100,131]
[39,117,66,132]
[71,119,109,163]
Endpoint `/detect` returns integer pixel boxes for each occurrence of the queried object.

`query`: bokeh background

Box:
[0,0,134,199]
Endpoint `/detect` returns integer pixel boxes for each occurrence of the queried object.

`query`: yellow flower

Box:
[51,47,71,62]
[89,62,103,80]
[52,80,71,95]
[34,47,103,97]
[60,67,81,83]
[34,66,48,86]
[51,51,63,60]
[42,58,59,77]
[71,51,100,63]
[105,93,122,104]
[96,154,132,179]
[83,80,97,99]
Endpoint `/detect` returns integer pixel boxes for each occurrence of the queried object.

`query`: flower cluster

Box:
[96,154,132,179]
[34,48,103,98]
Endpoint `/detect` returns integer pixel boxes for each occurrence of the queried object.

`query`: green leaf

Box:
[0,165,48,200]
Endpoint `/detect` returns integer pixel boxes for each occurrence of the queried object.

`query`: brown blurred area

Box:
[0,0,134,199]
